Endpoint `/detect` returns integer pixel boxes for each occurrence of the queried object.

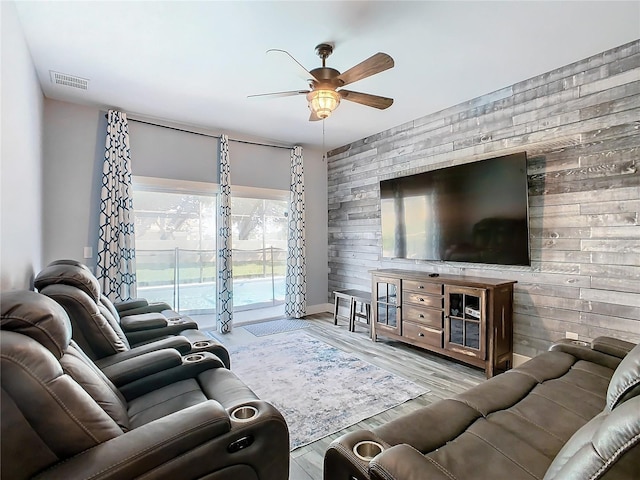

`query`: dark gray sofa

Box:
[324,337,640,479]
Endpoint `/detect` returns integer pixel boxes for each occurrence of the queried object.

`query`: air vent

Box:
[49,71,89,90]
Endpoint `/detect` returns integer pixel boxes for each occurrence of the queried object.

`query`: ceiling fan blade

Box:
[267,49,319,83]
[247,90,309,99]
[336,52,394,87]
[309,111,322,122]
[339,90,393,109]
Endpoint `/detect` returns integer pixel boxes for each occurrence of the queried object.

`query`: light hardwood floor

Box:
[196,312,485,480]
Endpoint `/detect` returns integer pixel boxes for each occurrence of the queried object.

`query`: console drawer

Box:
[402,304,443,329]
[402,322,442,348]
[403,280,442,295]
[403,292,443,308]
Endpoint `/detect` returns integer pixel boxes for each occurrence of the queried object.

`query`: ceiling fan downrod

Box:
[315,43,334,67]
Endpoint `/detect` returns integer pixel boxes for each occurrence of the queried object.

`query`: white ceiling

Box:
[14,1,640,150]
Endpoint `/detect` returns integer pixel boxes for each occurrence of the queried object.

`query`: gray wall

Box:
[41,101,328,308]
[0,1,44,290]
[327,40,640,358]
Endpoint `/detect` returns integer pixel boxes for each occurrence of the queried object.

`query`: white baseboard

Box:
[306,303,333,315]
[513,353,531,367]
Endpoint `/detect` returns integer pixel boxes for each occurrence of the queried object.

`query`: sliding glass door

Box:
[231,195,288,311]
[133,185,217,313]
[133,179,288,314]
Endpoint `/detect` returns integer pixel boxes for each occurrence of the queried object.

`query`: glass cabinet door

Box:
[444,286,486,359]
[372,276,401,337]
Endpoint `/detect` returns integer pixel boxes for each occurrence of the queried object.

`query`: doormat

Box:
[242,318,311,337]
[227,331,428,450]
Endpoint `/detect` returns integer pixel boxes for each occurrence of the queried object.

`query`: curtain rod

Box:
[104,114,293,150]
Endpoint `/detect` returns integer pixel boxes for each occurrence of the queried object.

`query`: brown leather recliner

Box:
[324,337,640,480]
[34,260,230,368]
[1,290,289,480]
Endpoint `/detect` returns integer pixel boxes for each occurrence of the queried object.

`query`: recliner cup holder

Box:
[231,405,258,422]
[353,441,384,461]
[183,353,205,363]
[193,340,212,349]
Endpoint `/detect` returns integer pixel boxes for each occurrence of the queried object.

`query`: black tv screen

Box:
[380,152,530,266]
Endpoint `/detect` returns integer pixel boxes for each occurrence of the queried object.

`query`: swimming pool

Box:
[138,276,286,312]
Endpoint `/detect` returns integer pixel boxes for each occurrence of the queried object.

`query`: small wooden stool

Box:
[333,289,371,332]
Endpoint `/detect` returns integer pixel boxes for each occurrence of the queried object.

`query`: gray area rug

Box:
[242,318,311,337]
[227,331,428,450]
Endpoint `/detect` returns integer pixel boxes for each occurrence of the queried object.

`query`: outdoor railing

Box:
[136,247,287,313]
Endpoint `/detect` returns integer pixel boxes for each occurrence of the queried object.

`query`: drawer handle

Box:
[418,333,425,337]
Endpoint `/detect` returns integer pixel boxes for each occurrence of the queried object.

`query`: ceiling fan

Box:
[249,43,394,121]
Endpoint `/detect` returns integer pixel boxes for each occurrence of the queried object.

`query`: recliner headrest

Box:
[47,258,93,273]
[0,290,72,358]
[34,263,101,301]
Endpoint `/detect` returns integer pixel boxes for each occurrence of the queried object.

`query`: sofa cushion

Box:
[371,349,621,479]
[606,342,640,411]
[543,396,640,480]
[425,417,553,479]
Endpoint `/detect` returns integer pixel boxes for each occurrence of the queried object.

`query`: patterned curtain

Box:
[96,110,137,302]
[285,146,307,318]
[216,134,233,333]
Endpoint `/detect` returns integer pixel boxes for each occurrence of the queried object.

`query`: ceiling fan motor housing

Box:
[309,67,343,90]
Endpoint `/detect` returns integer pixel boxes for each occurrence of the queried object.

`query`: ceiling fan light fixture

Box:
[307,89,340,119]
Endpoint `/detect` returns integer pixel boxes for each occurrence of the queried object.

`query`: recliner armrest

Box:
[370,444,450,480]
[33,401,231,480]
[549,339,624,370]
[324,430,391,480]
[118,352,226,401]
[120,312,168,331]
[113,298,149,312]
[95,335,192,369]
[591,336,636,359]
[114,298,173,316]
[100,349,183,387]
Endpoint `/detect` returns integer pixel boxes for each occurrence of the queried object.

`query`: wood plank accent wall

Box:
[327,40,640,358]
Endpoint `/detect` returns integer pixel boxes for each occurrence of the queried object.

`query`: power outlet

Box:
[83,246,93,259]
[565,331,579,340]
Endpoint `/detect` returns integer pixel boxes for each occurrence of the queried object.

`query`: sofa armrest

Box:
[591,336,636,359]
[100,349,183,386]
[324,430,391,480]
[34,401,231,480]
[370,444,451,480]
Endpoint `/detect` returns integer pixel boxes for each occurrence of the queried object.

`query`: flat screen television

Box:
[380,152,530,266]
